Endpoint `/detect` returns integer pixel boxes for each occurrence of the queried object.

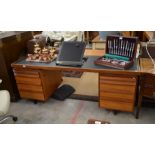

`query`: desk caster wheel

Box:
[135,114,139,119]
[33,100,38,104]
[12,116,18,122]
[113,110,118,115]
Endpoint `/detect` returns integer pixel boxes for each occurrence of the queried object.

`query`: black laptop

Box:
[56,41,86,66]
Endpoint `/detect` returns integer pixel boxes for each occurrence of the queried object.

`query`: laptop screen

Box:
[56,41,86,66]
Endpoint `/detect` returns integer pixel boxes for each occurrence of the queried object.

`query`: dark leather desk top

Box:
[12,56,140,76]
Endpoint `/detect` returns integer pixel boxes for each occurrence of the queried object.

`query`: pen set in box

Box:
[94,35,139,69]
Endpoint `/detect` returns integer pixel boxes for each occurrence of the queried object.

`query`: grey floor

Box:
[4,98,155,124]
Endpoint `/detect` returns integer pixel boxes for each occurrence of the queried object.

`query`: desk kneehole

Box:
[13,69,62,101]
[99,74,137,112]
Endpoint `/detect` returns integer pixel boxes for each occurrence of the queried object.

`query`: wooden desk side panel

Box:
[40,70,62,100]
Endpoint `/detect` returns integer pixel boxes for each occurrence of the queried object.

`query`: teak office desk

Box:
[12,49,141,117]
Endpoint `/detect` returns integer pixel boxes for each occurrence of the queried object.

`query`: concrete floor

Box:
[62,72,99,96]
[4,98,155,124]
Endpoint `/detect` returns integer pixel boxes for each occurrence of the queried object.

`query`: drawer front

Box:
[13,69,40,78]
[100,100,134,112]
[99,75,137,112]
[17,84,43,93]
[100,76,136,86]
[19,91,45,101]
[100,92,135,112]
[15,76,41,85]
[14,69,41,85]
[100,92,134,101]
[100,83,135,94]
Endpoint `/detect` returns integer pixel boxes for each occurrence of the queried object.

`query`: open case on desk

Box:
[94,35,139,69]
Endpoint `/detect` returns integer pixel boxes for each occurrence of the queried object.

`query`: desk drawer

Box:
[100,92,134,101]
[100,100,134,112]
[100,76,136,86]
[19,91,45,101]
[99,75,137,112]
[17,84,43,92]
[100,83,135,94]
[100,91,135,112]
[13,69,40,78]
[15,76,41,85]
[14,69,41,85]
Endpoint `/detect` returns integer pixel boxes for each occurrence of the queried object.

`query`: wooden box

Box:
[95,35,138,69]
[0,32,34,101]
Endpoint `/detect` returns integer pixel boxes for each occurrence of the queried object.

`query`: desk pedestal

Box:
[13,68,62,101]
[99,74,137,112]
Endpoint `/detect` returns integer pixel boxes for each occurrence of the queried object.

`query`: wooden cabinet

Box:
[99,74,137,112]
[13,69,62,101]
[0,31,35,101]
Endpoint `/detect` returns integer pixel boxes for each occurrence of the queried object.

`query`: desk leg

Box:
[135,76,144,119]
